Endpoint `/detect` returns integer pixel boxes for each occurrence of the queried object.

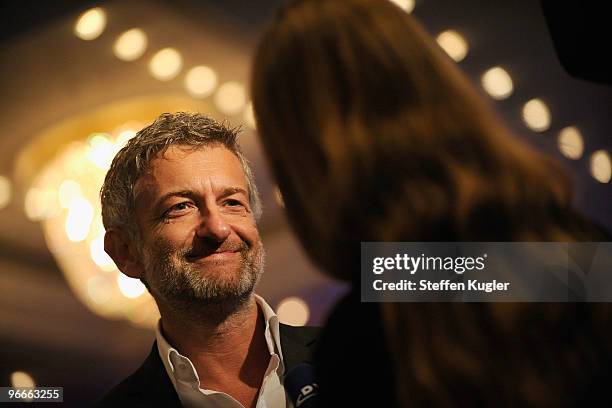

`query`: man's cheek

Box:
[232,224,260,246]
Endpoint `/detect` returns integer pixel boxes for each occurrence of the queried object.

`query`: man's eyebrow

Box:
[154,190,196,208]
[219,187,248,198]
[154,187,248,206]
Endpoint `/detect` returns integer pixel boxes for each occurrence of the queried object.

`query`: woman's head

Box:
[252,0,576,280]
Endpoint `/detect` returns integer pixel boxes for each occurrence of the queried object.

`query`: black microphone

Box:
[284,363,319,408]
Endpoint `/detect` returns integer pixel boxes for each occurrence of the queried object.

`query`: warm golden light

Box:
[590,150,612,183]
[185,66,218,98]
[90,234,116,271]
[117,273,146,298]
[74,8,107,41]
[481,66,514,100]
[65,197,94,242]
[24,188,44,220]
[11,371,36,388]
[126,305,156,325]
[113,28,148,61]
[557,126,584,160]
[277,297,310,326]
[25,187,58,221]
[522,98,551,132]
[436,30,469,62]
[87,275,113,304]
[243,102,256,130]
[115,129,137,149]
[87,133,114,170]
[0,175,11,210]
[149,48,183,81]
[58,179,82,209]
[388,0,415,13]
[214,81,246,115]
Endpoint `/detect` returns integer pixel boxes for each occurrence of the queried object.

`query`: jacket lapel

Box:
[278,324,319,372]
[135,342,182,407]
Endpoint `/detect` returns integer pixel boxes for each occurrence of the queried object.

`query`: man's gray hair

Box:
[100,112,262,240]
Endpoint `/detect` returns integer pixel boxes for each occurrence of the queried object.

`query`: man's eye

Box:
[224,199,244,207]
[174,202,191,210]
[164,202,192,217]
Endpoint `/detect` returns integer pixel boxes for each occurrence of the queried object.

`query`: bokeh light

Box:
[149,48,183,81]
[388,0,415,13]
[436,30,469,62]
[522,98,551,132]
[276,296,310,326]
[87,133,114,170]
[557,126,584,160]
[590,150,612,183]
[214,81,246,115]
[117,273,146,299]
[0,175,12,210]
[87,275,113,304]
[481,66,514,100]
[184,66,218,98]
[74,8,106,41]
[58,180,82,209]
[113,28,148,61]
[11,371,36,388]
[65,197,94,242]
[24,187,58,221]
[90,234,116,271]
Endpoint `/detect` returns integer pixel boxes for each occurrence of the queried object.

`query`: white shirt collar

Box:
[155,294,285,391]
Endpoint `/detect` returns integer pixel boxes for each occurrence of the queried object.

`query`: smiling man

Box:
[96,112,317,408]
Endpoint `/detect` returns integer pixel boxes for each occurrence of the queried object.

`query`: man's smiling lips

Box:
[185,250,240,262]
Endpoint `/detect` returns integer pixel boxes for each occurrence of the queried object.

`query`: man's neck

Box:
[160,295,258,356]
[158,295,270,406]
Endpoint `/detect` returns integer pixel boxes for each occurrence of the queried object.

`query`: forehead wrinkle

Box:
[133,149,192,201]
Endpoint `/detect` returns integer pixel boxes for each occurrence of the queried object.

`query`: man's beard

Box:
[141,237,264,315]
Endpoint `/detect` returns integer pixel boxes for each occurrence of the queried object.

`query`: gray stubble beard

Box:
[141,237,265,319]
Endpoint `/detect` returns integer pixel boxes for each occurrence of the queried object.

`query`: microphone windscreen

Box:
[284,363,319,408]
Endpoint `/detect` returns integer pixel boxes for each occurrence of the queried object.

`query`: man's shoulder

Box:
[94,342,180,408]
[94,369,144,407]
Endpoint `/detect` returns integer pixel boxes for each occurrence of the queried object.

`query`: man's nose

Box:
[195,207,231,242]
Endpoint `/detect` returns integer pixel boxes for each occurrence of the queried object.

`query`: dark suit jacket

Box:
[95,324,318,407]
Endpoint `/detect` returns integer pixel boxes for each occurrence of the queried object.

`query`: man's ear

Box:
[104,229,143,279]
